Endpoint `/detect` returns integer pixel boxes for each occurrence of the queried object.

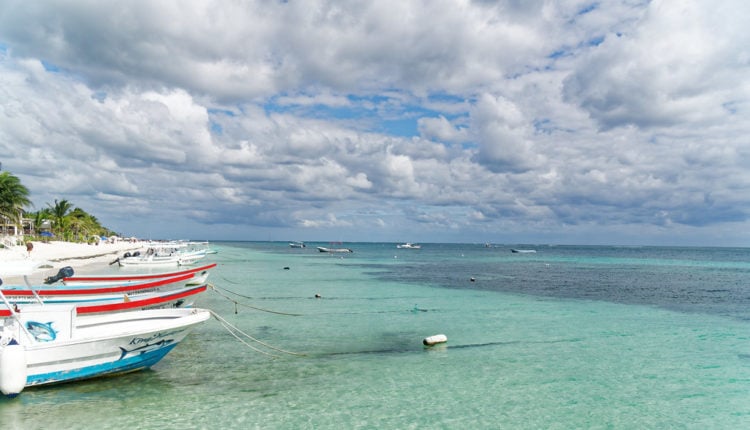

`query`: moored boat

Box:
[396,243,421,249]
[0,283,207,313]
[2,272,202,304]
[55,263,217,287]
[114,241,212,267]
[0,302,210,397]
[317,246,353,253]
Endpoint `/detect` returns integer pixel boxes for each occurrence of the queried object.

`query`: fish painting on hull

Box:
[119,339,176,360]
[26,321,57,342]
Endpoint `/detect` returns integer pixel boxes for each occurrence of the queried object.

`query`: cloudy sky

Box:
[0,0,748,246]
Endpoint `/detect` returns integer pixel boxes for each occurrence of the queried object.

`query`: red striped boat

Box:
[56,263,217,286]
[0,283,207,318]
[2,273,199,304]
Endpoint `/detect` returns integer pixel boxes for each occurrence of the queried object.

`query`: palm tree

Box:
[31,208,51,236]
[67,207,99,242]
[0,171,32,234]
[48,199,73,239]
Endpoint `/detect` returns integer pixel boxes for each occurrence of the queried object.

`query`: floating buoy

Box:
[0,341,27,397]
[422,334,448,346]
[470,277,475,282]
[314,294,321,298]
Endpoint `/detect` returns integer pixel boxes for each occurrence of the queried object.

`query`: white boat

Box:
[54,263,217,287]
[317,247,353,253]
[1,283,207,311]
[0,303,210,397]
[188,241,218,254]
[3,271,204,303]
[115,241,210,267]
[1,259,213,314]
[396,243,421,249]
[510,249,536,253]
[289,242,306,248]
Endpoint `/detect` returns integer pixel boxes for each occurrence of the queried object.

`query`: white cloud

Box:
[471,94,543,173]
[0,0,748,245]
[563,0,750,130]
[417,116,468,144]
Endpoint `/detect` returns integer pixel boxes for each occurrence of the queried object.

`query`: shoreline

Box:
[0,240,145,284]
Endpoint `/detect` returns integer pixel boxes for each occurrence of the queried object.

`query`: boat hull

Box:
[1,273,201,304]
[0,308,210,395]
[117,253,207,267]
[61,263,217,287]
[0,284,208,317]
[317,247,353,253]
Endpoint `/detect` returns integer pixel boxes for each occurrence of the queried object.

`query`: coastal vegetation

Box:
[0,171,116,243]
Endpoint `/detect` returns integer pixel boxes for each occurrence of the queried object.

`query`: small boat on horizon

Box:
[289,241,306,248]
[396,243,421,249]
[510,248,537,253]
[317,246,353,253]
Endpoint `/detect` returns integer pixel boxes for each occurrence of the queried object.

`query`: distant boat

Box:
[317,247,353,253]
[289,242,306,248]
[396,243,421,249]
[510,249,536,253]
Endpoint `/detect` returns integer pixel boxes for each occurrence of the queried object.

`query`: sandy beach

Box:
[0,240,144,284]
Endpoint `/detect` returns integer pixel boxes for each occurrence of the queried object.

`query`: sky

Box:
[0,0,748,246]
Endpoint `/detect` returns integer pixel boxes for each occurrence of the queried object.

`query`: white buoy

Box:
[422,334,448,346]
[0,342,27,397]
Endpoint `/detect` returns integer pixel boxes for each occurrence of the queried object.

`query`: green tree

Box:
[67,207,98,241]
[0,171,32,232]
[31,208,51,235]
[48,199,73,239]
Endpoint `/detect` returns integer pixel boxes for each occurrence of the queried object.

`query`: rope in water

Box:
[208,283,302,316]
[209,310,306,358]
[218,274,243,285]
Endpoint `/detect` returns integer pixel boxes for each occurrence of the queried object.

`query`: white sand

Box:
[0,240,145,284]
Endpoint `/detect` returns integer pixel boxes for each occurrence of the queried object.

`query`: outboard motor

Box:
[43,266,75,284]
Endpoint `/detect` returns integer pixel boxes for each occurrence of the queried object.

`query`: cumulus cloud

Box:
[470,93,543,173]
[563,0,750,130]
[0,0,748,245]
[418,116,468,144]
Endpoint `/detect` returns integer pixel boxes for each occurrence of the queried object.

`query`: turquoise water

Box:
[2,243,750,428]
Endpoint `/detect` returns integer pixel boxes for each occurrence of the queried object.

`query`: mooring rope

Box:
[208,283,302,316]
[218,274,243,285]
[212,280,254,299]
[209,310,306,357]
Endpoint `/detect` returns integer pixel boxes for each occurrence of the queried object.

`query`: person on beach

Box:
[26,241,33,257]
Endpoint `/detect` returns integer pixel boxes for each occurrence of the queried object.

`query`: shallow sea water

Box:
[2,242,750,429]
